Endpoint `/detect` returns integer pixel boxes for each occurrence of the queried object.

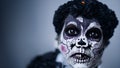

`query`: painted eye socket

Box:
[86,28,102,41]
[64,25,80,36]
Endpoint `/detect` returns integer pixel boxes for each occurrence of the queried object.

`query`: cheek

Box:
[60,45,69,54]
[90,41,101,48]
[90,42,103,55]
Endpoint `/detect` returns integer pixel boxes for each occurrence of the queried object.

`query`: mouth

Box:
[70,53,91,63]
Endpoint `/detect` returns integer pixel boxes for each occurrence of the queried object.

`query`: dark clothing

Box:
[27,49,99,68]
[27,49,63,68]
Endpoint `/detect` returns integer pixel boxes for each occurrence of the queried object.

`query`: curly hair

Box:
[53,0,118,41]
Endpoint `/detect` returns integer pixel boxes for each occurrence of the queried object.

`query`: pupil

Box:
[67,28,78,36]
[69,29,76,34]
[64,25,80,37]
[86,28,102,41]
[90,32,98,38]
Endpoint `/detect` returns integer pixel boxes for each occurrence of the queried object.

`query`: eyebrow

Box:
[67,21,77,26]
[85,22,101,31]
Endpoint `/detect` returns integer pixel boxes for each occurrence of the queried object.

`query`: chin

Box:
[67,51,92,67]
[65,51,100,68]
[73,64,88,68]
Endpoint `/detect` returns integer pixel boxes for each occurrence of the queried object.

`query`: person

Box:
[27,0,118,68]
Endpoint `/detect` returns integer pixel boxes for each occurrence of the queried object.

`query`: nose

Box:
[78,39,86,46]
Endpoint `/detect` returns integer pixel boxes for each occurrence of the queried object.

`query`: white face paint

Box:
[58,15,104,68]
[76,16,83,22]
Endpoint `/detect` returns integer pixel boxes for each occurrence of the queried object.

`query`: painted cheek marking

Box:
[61,45,68,53]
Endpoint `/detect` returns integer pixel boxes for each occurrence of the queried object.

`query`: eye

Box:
[64,24,80,36]
[86,28,102,41]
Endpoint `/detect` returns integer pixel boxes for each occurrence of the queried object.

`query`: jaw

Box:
[68,59,99,68]
[73,64,88,68]
[66,52,102,68]
[66,52,91,68]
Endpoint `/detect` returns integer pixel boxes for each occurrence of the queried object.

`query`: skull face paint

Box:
[58,15,104,68]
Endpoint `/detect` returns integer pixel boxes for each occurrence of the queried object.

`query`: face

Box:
[58,15,104,68]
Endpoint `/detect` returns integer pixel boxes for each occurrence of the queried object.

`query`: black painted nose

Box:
[78,39,86,45]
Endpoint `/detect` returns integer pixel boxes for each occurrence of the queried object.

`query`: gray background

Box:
[1,0,120,68]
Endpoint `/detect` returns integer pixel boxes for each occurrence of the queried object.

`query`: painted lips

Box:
[70,53,91,63]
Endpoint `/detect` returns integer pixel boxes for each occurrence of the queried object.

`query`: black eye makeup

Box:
[86,28,102,41]
[64,24,80,37]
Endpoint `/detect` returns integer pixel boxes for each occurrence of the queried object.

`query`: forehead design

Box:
[64,15,100,31]
[64,15,80,26]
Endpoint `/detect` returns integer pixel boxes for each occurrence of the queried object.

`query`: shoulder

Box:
[27,49,60,68]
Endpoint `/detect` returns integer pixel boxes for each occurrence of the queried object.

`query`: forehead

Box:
[64,15,101,30]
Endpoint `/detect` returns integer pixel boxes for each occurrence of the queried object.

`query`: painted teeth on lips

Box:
[70,53,91,63]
